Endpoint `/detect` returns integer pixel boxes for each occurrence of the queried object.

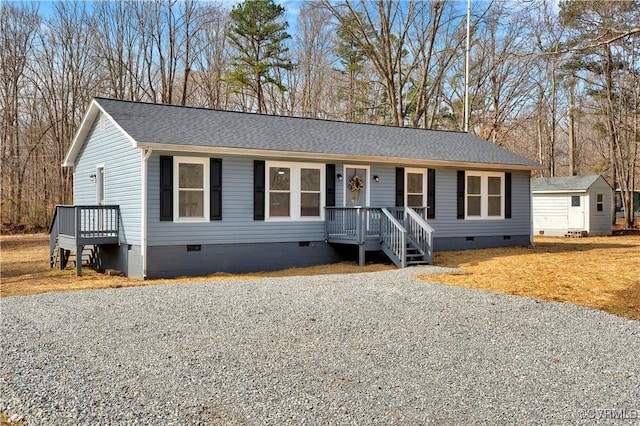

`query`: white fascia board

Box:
[532,189,589,194]
[138,142,540,171]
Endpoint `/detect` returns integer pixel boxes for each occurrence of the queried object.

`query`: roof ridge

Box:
[93,97,470,135]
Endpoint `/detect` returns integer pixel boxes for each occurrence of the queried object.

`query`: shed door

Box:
[568,195,585,229]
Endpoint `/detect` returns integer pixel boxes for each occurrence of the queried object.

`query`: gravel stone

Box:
[1,267,638,425]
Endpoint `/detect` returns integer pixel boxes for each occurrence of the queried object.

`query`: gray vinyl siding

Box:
[147,153,328,246]
[428,168,531,237]
[587,179,612,236]
[147,154,532,246]
[73,113,142,245]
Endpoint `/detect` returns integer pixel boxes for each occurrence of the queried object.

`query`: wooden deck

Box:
[49,205,120,275]
[325,206,433,267]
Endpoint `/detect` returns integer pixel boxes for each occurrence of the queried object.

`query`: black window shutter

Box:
[505,172,512,219]
[210,158,222,221]
[427,168,436,219]
[457,170,465,219]
[254,160,265,221]
[160,156,173,221]
[326,164,336,207]
[395,167,405,207]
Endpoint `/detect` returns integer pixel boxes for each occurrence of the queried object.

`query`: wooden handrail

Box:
[380,208,406,268]
[405,207,434,263]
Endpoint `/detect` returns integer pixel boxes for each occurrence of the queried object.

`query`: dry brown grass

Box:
[421,235,640,321]
[0,234,393,298]
[2,234,639,321]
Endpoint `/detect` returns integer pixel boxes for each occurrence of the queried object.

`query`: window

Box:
[266,161,324,220]
[174,157,209,222]
[571,195,580,207]
[596,194,604,212]
[300,168,321,216]
[406,169,425,207]
[467,175,482,216]
[465,172,503,219]
[269,167,290,217]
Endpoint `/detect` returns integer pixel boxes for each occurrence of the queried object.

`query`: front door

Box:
[344,166,368,207]
[568,194,585,229]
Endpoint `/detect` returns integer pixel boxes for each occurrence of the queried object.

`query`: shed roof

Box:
[65,97,540,169]
[532,175,607,193]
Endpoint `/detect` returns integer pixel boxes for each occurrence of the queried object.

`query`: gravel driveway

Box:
[1,267,639,425]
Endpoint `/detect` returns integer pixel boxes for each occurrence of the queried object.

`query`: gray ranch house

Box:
[50,98,539,279]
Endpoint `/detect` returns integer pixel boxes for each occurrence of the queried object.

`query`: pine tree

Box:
[227,0,293,114]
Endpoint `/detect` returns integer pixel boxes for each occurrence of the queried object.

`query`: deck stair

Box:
[326,206,433,268]
[405,241,430,267]
[49,205,120,276]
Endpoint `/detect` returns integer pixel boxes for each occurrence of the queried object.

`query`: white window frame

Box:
[596,193,604,214]
[173,156,210,223]
[266,161,325,221]
[342,164,370,207]
[405,168,427,208]
[95,165,105,205]
[465,171,504,220]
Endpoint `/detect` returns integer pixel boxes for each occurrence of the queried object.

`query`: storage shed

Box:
[532,175,612,237]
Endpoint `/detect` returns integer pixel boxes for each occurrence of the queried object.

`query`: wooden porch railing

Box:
[380,208,407,268]
[325,207,382,244]
[404,207,434,264]
[49,205,120,275]
[325,206,434,268]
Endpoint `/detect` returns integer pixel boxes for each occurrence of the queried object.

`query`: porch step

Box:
[405,244,429,267]
[51,244,96,269]
[71,246,96,267]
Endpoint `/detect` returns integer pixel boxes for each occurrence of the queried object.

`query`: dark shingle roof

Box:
[94,98,539,168]
[532,175,603,192]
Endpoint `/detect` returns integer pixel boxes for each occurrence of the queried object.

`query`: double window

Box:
[466,172,504,219]
[266,161,324,220]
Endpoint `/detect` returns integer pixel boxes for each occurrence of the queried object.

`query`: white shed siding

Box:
[73,114,142,245]
[532,176,612,237]
[532,193,571,236]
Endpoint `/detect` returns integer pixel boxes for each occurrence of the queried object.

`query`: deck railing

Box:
[50,205,120,243]
[325,206,434,268]
[380,208,407,268]
[325,207,382,244]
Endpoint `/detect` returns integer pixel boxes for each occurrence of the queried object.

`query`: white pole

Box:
[464,0,471,132]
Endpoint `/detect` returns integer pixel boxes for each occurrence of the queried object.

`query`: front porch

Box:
[325,206,434,268]
[49,205,120,275]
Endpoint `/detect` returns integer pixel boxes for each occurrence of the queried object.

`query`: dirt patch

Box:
[2,234,639,321]
[0,234,393,298]
[420,236,640,321]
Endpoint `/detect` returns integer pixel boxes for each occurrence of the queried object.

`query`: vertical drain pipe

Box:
[141,147,152,278]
